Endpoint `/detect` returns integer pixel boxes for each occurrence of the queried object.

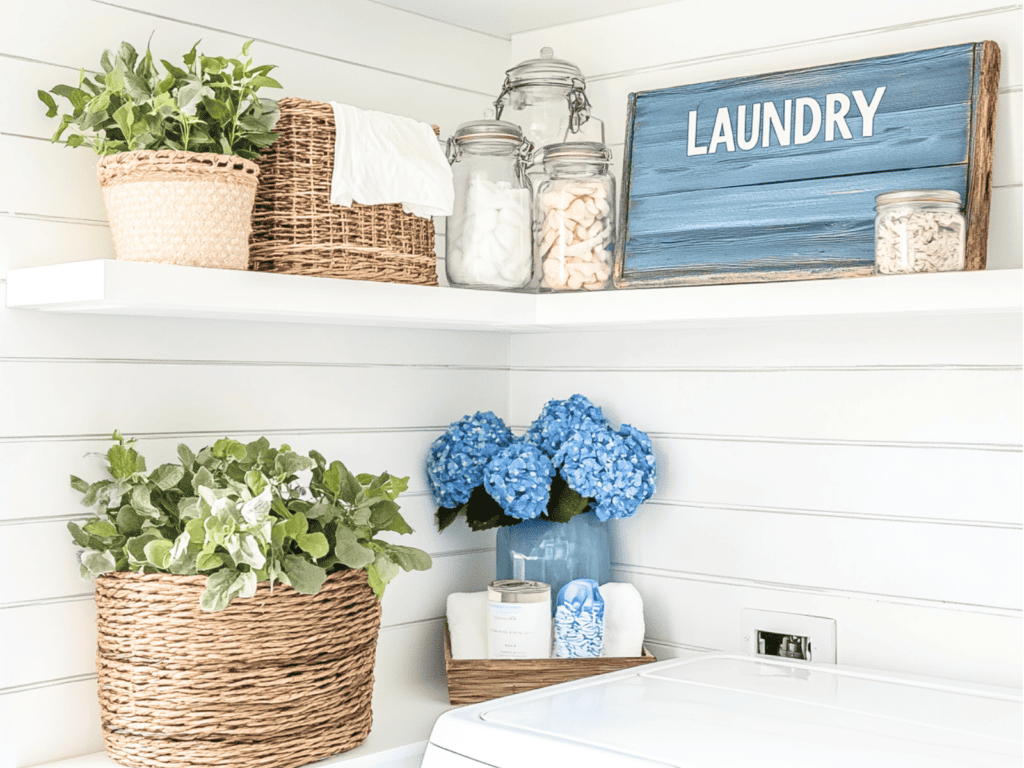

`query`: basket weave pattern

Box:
[95,569,382,768]
[98,150,259,270]
[249,97,437,285]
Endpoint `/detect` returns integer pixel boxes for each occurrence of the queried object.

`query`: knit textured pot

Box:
[97,150,259,270]
[94,569,381,768]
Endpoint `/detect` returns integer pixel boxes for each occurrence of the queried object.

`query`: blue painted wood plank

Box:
[629,103,970,194]
[625,165,967,238]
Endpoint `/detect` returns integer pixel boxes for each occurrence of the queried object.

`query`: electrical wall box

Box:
[741,609,837,664]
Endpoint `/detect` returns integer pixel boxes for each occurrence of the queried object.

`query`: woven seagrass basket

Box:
[94,569,381,768]
[98,150,259,270]
[248,97,438,285]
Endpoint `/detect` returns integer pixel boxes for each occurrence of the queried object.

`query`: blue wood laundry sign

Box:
[614,42,1001,288]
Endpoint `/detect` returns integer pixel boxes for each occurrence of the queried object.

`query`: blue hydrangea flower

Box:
[558,422,657,521]
[483,442,555,520]
[522,394,610,465]
[427,411,513,507]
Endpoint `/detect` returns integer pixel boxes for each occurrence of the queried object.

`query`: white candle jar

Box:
[445,120,534,290]
[874,190,966,275]
[487,579,552,660]
[534,142,616,292]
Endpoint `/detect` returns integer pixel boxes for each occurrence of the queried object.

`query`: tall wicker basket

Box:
[94,569,382,768]
[98,150,259,270]
[249,97,438,285]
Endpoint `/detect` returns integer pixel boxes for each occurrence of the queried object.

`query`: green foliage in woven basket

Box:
[38,39,281,159]
[69,431,431,610]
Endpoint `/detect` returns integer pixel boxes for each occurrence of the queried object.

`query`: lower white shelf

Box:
[6,259,1021,331]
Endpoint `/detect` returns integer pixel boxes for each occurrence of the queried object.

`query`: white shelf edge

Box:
[7,260,1021,332]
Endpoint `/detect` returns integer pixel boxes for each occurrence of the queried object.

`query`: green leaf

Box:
[295,532,329,559]
[67,521,93,548]
[178,496,202,519]
[150,463,185,491]
[38,89,59,117]
[108,443,143,479]
[122,69,150,101]
[182,41,200,68]
[200,55,225,74]
[143,538,173,568]
[436,506,461,532]
[284,511,308,539]
[365,562,386,599]
[200,568,249,612]
[249,75,282,90]
[306,500,338,521]
[105,68,125,93]
[126,533,159,565]
[245,469,267,496]
[212,438,247,461]
[196,552,223,571]
[80,549,117,580]
[275,451,314,477]
[333,526,375,569]
[379,543,431,571]
[369,500,400,530]
[130,484,161,519]
[176,82,204,115]
[116,505,145,535]
[70,475,90,494]
[241,39,254,57]
[545,475,591,523]
[84,519,118,538]
[100,49,114,73]
[193,466,215,492]
[372,551,400,585]
[282,555,327,595]
[322,466,341,496]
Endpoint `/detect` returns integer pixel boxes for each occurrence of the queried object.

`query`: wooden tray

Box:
[444,625,656,705]
[616,41,1000,288]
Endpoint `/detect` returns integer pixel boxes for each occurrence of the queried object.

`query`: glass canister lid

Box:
[505,46,584,87]
[451,119,526,145]
[875,189,962,208]
[542,141,612,165]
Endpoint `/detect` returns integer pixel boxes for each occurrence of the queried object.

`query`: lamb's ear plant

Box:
[69,431,431,610]
[38,39,281,159]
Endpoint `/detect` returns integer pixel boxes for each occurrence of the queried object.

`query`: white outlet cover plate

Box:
[741,609,837,663]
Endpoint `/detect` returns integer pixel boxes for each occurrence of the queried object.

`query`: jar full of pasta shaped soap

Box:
[534,141,615,292]
[445,120,534,290]
[874,190,966,275]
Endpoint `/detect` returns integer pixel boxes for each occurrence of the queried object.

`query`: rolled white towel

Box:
[446,591,489,660]
[599,582,645,658]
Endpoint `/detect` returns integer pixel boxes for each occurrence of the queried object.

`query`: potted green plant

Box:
[70,431,431,768]
[38,40,282,270]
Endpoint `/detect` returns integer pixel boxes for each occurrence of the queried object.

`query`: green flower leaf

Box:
[295,532,329,559]
[70,475,90,494]
[200,568,249,612]
[130,484,161,519]
[80,549,117,580]
[116,505,145,535]
[283,555,327,595]
[149,463,185,491]
[143,538,173,568]
[84,519,118,538]
[333,526,375,569]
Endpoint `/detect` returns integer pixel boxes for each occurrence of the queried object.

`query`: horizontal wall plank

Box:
[0,678,103,767]
[508,368,1022,445]
[510,313,1022,370]
[0,600,96,690]
[0,362,508,437]
[511,0,1021,88]
[646,436,1023,526]
[616,567,1023,688]
[98,0,507,95]
[0,216,113,275]
[987,185,1024,270]
[610,505,1021,608]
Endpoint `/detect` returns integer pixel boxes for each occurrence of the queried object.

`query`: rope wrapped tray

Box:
[94,569,381,768]
[249,97,438,285]
[98,150,259,270]
[443,625,656,705]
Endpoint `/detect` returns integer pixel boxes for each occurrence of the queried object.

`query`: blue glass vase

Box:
[496,511,611,613]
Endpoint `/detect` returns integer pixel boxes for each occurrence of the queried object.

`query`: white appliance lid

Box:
[431,655,1022,767]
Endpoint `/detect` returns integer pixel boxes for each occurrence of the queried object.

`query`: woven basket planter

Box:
[98,150,259,270]
[248,97,437,285]
[94,569,382,768]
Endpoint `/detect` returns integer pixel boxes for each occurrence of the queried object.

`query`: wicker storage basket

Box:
[443,625,656,705]
[98,150,259,270]
[94,569,382,768]
[249,97,437,285]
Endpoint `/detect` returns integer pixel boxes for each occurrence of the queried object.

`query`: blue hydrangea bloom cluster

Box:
[483,443,555,520]
[426,411,513,507]
[428,396,656,523]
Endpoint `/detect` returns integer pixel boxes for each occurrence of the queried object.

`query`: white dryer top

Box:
[427,655,1023,767]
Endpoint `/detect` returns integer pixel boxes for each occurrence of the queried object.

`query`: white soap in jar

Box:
[487,579,552,659]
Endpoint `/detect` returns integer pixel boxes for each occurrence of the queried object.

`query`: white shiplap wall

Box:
[510,0,1023,686]
[0,2,508,765]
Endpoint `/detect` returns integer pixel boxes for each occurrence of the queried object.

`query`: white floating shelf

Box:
[6,259,1021,331]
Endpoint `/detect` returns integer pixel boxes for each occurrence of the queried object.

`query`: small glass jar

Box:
[445,120,534,290]
[534,141,616,292]
[494,47,604,164]
[874,190,966,274]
